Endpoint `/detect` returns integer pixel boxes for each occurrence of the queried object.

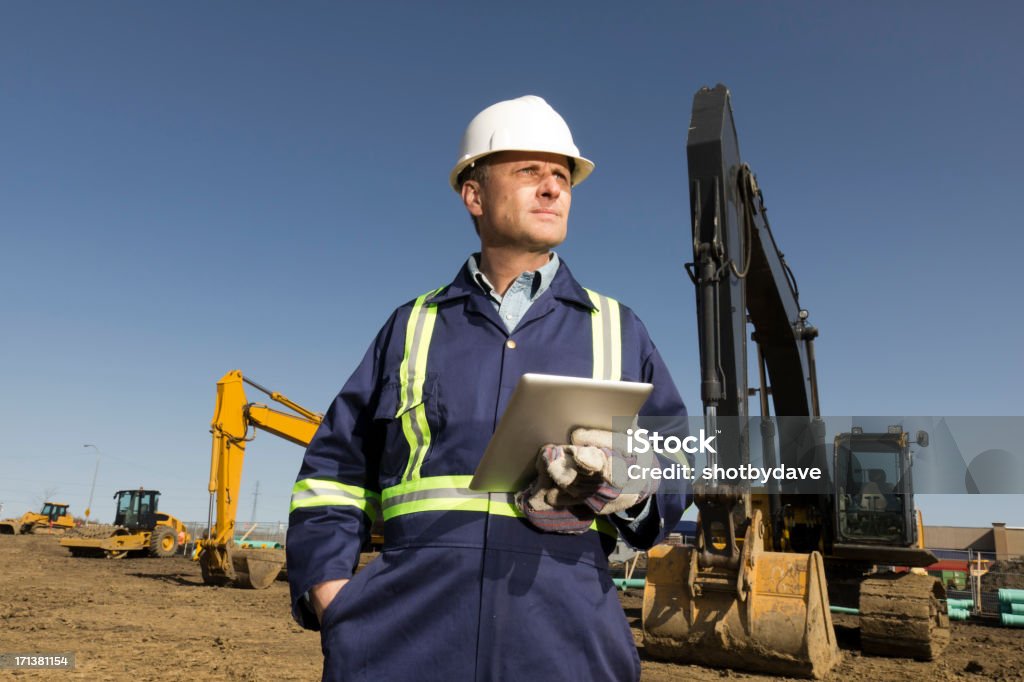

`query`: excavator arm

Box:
[642,86,948,676]
[687,85,830,556]
[199,370,321,588]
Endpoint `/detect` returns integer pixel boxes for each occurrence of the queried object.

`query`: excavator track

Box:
[859,572,949,660]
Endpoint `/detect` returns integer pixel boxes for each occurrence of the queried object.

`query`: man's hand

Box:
[310,578,349,624]
[570,427,658,515]
[515,428,659,532]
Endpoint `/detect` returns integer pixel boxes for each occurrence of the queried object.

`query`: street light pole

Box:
[83,444,101,523]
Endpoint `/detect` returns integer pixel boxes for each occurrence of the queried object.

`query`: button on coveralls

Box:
[287,260,689,682]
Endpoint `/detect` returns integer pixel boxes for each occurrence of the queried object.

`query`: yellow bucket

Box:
[642,513,840,679]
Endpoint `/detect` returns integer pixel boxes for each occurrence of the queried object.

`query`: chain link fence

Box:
[179,520,288,557]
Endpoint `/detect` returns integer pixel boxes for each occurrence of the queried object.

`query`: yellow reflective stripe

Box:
[398,287,443,481]
[382,475,474,501]
[607,297,621,381]
[487,500,524,518]
[406,401,433,480]
[585,289,622,381]
[384,497,490,521]
[380,477,618,537]
[587,289,605,380]
[593,517,617,537]
[289,478,382,521]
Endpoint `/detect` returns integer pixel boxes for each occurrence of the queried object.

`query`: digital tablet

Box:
[469,373,654,492]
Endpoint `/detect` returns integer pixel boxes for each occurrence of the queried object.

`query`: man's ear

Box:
[461,180,484,218]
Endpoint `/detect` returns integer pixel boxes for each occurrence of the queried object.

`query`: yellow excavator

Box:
[641,86,948,678]
[196,370,323,589]
[0,502,76,535]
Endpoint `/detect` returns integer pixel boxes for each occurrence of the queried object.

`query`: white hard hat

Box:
[449,95,595,192]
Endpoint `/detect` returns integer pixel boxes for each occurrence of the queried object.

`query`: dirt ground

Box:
[1,535,1022,681]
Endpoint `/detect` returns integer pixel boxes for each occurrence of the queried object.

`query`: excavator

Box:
[641,85,948,678]
[196,370,323,589]
[0,502,76,535]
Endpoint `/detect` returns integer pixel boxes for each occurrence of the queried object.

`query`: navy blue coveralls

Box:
[287,259,689,682]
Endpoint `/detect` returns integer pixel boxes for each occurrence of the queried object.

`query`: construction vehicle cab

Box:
[60,488,189,559]
[835,428,926,545]
[41,502,71,524]
[113,489,159,531]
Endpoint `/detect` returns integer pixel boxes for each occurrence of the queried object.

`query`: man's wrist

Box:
[310,578,350,624]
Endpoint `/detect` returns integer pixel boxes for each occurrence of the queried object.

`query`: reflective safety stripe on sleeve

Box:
[585,289,622,381]
[289,478,382,521]
[398,287,444,482]
[381,476,617,537]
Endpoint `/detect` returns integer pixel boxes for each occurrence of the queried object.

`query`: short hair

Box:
[457,159,490,191]
[459,160,491,235]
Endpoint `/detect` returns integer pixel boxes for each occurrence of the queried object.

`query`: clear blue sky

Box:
[2,2,1021,527]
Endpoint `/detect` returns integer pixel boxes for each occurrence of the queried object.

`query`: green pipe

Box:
[998,588,1024,604]
[1009,603,1024,616]
[1001,613,1024,627]
[613,579,646,590]
[829,605,859,615]
[948,608,969,621]
[946,598,974,609]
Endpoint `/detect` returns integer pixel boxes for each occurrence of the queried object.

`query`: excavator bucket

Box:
[642,513,840,679]
[0,521,22,534]
[200,543,284,589]
[231,547,286,590]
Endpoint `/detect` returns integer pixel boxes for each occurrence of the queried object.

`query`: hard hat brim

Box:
[449,150,594,193]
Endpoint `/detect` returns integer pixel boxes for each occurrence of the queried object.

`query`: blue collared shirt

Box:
[466,252,560,332]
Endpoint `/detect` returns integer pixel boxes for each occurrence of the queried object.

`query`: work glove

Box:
[516,428,659,534]
[568,427,659,515]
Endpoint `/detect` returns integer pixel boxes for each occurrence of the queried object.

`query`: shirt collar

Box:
[428,255,595,311]
[466,252,560,302]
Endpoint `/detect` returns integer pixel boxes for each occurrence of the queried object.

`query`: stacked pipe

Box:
[613,578,645,591]
[999,589,1024,627]
[947,598,973,621]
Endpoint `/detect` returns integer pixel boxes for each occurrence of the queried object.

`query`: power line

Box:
[250,480,260,523]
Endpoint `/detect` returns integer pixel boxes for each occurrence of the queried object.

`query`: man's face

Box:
[462,151,572,252]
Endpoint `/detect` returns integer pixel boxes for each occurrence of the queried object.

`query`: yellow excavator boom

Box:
[199,370,322,589]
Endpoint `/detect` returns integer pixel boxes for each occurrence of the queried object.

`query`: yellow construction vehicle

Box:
[60,488,189,558]
[0,502,76,535]
[641,86,948,678]
[196,370,323,589]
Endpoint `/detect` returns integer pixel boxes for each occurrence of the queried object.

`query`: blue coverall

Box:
[287,259,689,682]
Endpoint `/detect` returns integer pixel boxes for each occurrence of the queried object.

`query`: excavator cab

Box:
[834,430,918,545]
[113,489,160,531]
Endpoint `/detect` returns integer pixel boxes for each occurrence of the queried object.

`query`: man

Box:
[287,95,689,682]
